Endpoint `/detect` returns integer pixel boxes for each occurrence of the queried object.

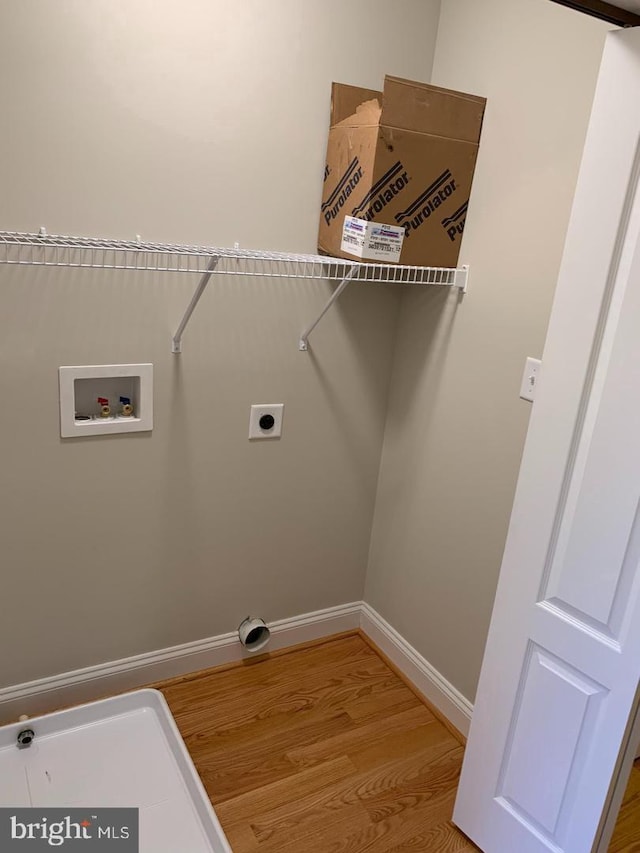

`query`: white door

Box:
[453,27,640,853]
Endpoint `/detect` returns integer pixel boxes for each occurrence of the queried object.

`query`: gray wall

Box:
[365,0,610,702]
[0,0,442,687]
[0,0,614,705]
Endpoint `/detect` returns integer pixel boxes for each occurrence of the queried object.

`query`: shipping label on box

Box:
[341,216,405,262]
[318,76,486,268]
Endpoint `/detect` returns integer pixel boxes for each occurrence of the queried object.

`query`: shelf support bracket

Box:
[455,264,469,294]
[299,266,360,352]
[172,256,220,353]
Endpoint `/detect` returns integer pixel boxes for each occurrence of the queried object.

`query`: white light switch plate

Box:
[520,357,541,403]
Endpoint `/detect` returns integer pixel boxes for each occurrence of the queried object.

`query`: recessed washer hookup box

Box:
[318,76,486,268]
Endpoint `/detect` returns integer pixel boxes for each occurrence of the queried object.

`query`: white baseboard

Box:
[0,601,473,738]
[359,602,473,737]
[0,602,362,723]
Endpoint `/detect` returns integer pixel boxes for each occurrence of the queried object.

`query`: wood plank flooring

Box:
[157,632,478,853]
[609,760,640,852]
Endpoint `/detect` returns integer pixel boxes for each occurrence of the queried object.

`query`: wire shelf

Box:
[0,229,468,352]
[0,230,463,287]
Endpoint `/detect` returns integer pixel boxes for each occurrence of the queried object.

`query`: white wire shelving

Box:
[0,229,468,352]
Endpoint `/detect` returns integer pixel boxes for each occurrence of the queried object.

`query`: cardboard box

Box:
[318,76,486,268]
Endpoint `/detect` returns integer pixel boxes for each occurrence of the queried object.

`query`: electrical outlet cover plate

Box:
[249,404,284,440]
[519,357,541,403]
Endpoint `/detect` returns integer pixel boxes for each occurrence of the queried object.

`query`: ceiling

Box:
[614,1,640,10]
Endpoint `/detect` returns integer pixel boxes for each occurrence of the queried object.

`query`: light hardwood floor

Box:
[610,760,640,853]
[156,632,478,852]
